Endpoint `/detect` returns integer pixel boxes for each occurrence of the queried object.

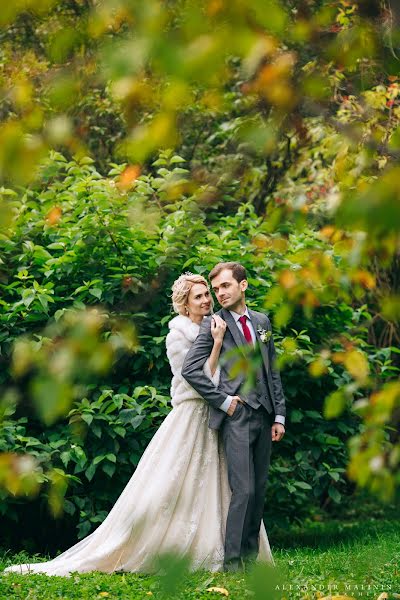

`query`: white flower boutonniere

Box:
[257,328,272,343]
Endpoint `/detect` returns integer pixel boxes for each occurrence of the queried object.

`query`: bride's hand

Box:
[211,315,226,342]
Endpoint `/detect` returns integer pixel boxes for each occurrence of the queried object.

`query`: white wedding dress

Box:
[4,315,274,576]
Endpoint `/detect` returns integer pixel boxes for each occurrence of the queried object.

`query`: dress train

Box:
[4,400,273,576]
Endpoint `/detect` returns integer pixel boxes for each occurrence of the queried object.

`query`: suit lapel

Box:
[249,309,270,373]
[221,308,246,356]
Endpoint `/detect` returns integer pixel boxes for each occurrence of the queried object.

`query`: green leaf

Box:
[274,466,291,473]
[152,157,167,166]
[89,287,102,299]
[38,295,49,312]
[102,462,116,477]
[47,242,65,250]
[77,520,92,539]
[114,426,126,437]
[130,415,145,429]
[22,293,35,308]
[119,408,137,423]
[294,481,312,490]
[92,422,102,438]
[290,409,303,423]
[81,413,93,425]
[170,155,185,164]
[63,499,76,515]
[60,451,71,468]
[54,309,67,321]
[325,435,341,446]
[85,462,97,481]
[304,410,322,420]
[328,487,341,503]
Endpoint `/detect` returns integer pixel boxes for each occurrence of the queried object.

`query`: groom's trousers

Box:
[221,402,272,567]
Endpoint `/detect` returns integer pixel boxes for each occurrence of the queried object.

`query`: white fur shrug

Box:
[166,315,220,407]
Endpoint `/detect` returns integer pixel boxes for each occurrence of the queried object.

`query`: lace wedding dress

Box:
[4,315,273,576]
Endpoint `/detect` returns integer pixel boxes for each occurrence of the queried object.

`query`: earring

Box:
[185,307,189,316]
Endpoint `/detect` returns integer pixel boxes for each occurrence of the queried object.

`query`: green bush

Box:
[0,152,397,551]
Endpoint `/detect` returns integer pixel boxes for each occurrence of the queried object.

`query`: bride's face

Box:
[186,283,212,319]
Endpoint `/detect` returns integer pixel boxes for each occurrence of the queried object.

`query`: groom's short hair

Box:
[209,262,247,283]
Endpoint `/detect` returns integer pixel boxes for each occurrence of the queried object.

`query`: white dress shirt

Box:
[218,307,285,426]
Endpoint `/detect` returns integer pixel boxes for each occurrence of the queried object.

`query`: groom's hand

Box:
[271,422,285,442]
[227,396,244,416]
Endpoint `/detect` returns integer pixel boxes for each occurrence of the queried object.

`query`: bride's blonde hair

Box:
[171,272,213,315]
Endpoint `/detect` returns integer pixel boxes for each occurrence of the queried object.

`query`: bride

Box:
[4,273,273,576]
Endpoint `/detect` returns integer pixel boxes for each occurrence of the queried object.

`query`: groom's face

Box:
[211,268,247,310]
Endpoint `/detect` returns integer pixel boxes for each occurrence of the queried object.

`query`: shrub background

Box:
[1,152,396,554]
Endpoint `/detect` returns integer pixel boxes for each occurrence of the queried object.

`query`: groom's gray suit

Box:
[181,307,286,568]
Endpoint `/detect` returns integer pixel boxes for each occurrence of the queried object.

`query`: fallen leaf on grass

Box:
[206,587,229,596]
[319,596,356,600]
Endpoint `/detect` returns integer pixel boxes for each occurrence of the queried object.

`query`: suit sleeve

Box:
[181,317,228,410]
[203,359,221,387]
[265,315,287,420]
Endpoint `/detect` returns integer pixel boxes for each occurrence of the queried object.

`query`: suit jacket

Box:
[181,307,286,429]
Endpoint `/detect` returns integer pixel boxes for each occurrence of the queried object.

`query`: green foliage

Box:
[1,385,170,540]
[1,152,398,550]
[0,0,399,562]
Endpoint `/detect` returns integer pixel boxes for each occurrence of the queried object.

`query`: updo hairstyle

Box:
[171,272,212,315]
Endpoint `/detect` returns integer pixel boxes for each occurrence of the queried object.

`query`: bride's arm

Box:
[203,315,226,384]
[207,338,223,377]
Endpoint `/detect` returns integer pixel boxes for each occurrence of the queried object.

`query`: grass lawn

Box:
[0,519,399,599]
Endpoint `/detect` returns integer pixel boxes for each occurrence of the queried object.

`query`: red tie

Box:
[238,315,253,344]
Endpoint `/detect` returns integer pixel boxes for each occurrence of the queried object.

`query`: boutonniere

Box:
[257,328,272,343]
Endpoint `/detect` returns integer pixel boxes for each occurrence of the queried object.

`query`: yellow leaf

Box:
[319,596,357,600]
[98,593,110,597]
[46,206,62,226]
[332,352,345,364]
[344,350,369,382]
[352,270,375,289]
[319,226,335,239]
[324,391,346,419]
[117,165,141,190]
[206,587,229,596]
[279,270,297,289]
[309,358,328,378]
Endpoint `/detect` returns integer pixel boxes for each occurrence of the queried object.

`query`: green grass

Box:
[1,519,399,599]
[276,519,400,599]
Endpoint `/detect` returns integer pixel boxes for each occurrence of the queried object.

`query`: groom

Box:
[181,262,286,571]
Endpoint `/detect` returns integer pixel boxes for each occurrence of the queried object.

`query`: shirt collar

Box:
[229,306,251,323]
